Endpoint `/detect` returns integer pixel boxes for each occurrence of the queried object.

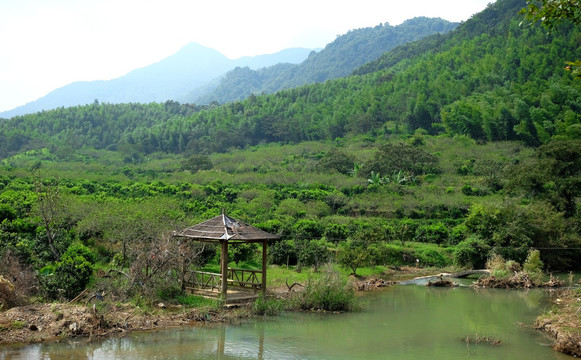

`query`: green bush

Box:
[453,237,491,269]
[157,284,184,301]
[181,155,213,172]
[415,248,451,267]
[523,249,544,284]
[230,243,257,266]
[253,296,285,316]
[269,239,297,266]
[298,240,331,271]
[41,243,96,300]
[448,224,468,245]
[63,243,97,264]
[288,266,358,312]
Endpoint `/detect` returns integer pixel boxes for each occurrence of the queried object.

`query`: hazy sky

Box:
[0,0,493,113]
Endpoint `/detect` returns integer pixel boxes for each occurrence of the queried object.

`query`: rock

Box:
[0,275,17,310]
[426,276,457,287]
[69,322,79,333]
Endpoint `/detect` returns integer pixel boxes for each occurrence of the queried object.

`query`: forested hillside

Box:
[0,0,580,307]
[1,0,578,158]
[195,17,458,104]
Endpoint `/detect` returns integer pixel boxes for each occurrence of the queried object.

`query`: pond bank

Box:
[0,302,248,346]
[0,267,406,346]
[535,287,581,357]
[1,267,576,359]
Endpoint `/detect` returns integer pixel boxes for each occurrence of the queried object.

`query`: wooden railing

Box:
[187,271,222,291]
[186,268,263,291]
[226,268,263,290]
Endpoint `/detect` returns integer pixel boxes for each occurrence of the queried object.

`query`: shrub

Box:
[448,224,468,245]
[373,244,417,266]
[523,249,544,284]
[41,244,96,300]
[288,266,358,312]
[505,260,522,273]
[395,218,418,246]
[253,296,285,316]
[181,155,213,172]
[63,243,97,264]
[415,248,450,268]
[230,243,257,266]
[486,253,509,278]
[453,237,491,269]
[486,254,506,271]
[523,249,543,273]
[269,239,297,266]
[157,283,184,302]
[191,243,217,268]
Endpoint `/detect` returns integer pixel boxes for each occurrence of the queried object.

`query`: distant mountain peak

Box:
[0,44,313,118]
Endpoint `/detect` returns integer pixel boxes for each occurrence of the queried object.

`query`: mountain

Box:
[1,0,580,158]
[194,17,458,104]
[0,44,314,118]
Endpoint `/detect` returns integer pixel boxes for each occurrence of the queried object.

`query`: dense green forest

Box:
[1,1,579,157]
[0,0,580,303]
[196,17,458,104]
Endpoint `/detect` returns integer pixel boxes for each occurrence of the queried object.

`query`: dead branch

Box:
[104,269,131,279]
[68,288,90,304]
[286,279,304,292]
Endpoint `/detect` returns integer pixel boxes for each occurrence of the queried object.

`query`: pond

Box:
[0,282,570,359]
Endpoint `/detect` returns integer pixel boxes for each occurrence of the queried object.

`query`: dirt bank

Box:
[0,270,403,346]
[0,302,247,346]
[535,288,581,357]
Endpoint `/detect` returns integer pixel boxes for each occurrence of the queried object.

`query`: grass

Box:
[176,294,218,308]
[267,265,322,289]
[336,265,389,278]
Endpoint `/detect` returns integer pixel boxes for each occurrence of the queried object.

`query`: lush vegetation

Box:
[198,17,458,104]
[0,0,580,310]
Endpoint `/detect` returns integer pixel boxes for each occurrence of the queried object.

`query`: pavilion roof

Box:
[173,214,279,243]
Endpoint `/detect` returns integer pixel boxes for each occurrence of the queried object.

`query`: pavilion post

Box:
[262,239,267,295]
[220,240,228,301]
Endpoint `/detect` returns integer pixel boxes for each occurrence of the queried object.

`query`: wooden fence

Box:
[187,268,263,291]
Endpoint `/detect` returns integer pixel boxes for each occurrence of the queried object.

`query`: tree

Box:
[506,140,581,217]
[363,142,439,177]
[521,0,581,79]
[337,241,370,276]
[521,0,581,30]
[33,176,67,261]
[396,218,417,246]
[181,155,213,172]
[317,148,354,175]
[298,240,331,271]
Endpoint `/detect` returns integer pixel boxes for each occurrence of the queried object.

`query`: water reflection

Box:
[0,285,572,360]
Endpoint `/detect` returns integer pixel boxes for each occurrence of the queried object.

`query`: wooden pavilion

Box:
[173,213,280,304]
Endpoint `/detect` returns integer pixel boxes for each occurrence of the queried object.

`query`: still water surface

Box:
[0,283,569,359]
